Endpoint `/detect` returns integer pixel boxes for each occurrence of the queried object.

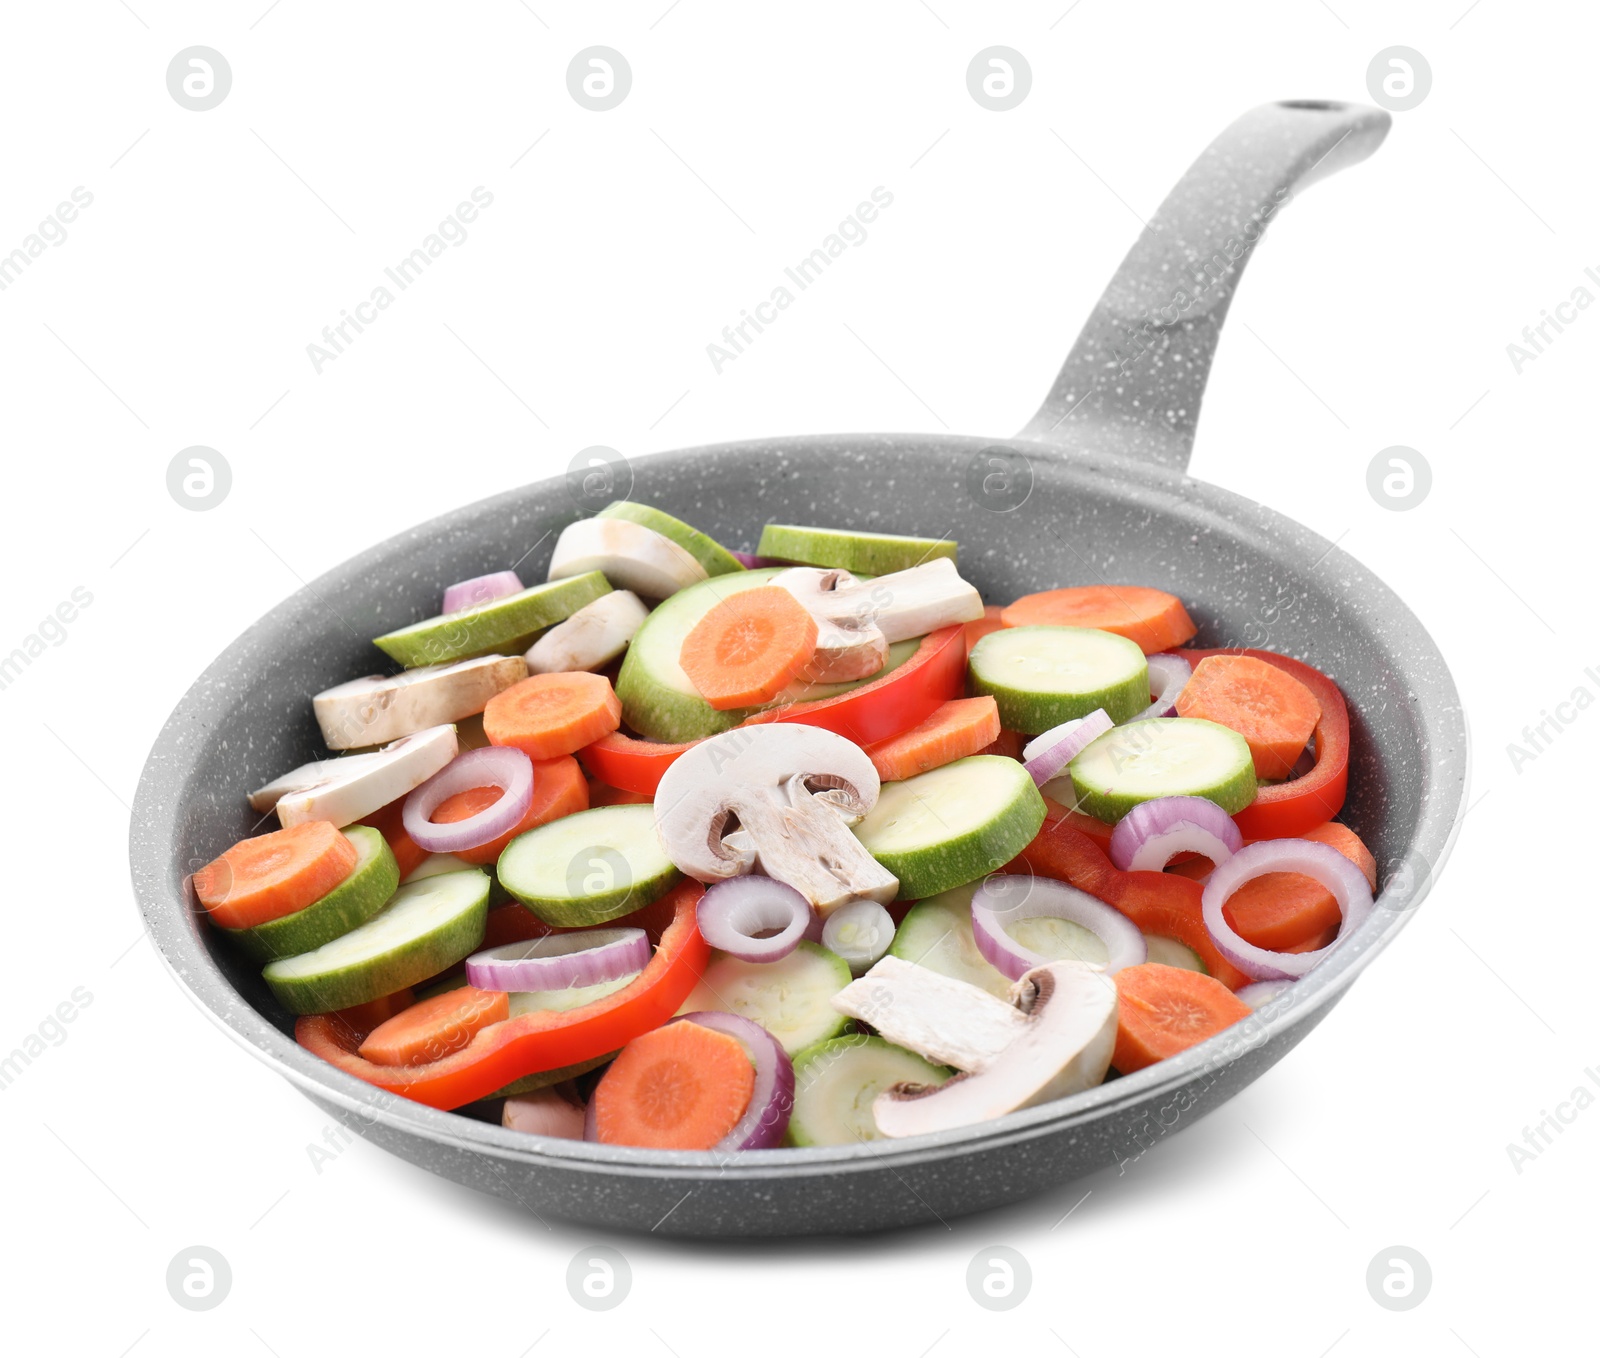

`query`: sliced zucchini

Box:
[889,883,1110,995]
[889,884,1011,1000]
[597,501,746,577]
[757,524,957,575]
[787,1034,952,1146]
[223,826,398,963]
[506,973,638,1016]
[496,804,679,926]
[373,572,611,668]
[676,942,852,1057]
[968,625,1149,732]
[853,755,1045,900]
[262,868,489,1014]
[1068,717,1257,822]
[1143,934,1206,973]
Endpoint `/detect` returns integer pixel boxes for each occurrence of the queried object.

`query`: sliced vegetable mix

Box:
[186,504,1388,1150]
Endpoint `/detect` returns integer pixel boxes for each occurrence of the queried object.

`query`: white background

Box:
[1,1,1592,1355]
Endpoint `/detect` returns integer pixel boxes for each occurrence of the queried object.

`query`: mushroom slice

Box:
[547,518,708,599]
[525,590,650,675]
[822,558,985,644]
[871,960,1117,1137]
[769,568,890,682]
[263,725,459,829]
[653,724,899,913]
[312,655,528,750]
[832,955,1029,1072]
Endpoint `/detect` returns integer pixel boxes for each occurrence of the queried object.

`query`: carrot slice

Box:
[865,696,1001,782]
[1176,654,1321,779]
[431,755,589,864]
[591,1020,755,1149]
[1001,585,1196,654]
[1223,872,1343,951]
[1113,963,1252,1073]
[1223,820,1378,950]
[1299,821,1378,890]
[484,672,622,760]
[194,821,358,930]
[1283,923,1339,954]
[965,605,1007,652]
[358,986,510,1067]
[358,796,429,879]
[679,586,818,710]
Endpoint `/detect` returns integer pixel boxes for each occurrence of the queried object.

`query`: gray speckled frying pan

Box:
[129,100,1466,1236]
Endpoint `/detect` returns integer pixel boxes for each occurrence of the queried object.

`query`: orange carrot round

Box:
[358,797,429,879]
[965,604,1007,653]
[1222,872,1344,951]
[678,586,818,710]
[193,821,358,930]
[1224,820,1378,950]
[1112,962,1252,1073]
[1176,654,1321,779]
[1297,821,1378,890]
[484,672,622,760]
[591,1020,755,1149]
[431,755,589,864]
[1001,584,1196,654]
[358,986,510,1067]
[865,696,1000,782]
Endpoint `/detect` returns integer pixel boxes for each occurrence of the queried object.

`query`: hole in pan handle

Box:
[1017,99,1392,473]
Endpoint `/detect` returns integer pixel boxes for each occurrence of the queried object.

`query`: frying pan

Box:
[129,99,1467,1236]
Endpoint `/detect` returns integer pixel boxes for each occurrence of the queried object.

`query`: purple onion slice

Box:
[402,746,534,854]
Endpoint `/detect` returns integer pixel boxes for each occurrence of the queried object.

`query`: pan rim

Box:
[129,431,1468,1178]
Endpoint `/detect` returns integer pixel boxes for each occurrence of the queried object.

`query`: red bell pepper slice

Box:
[576,625,969,794]
[744,624,967,746]
[1177,647,1349,840]
[1009,817,1251,991]
[295,880,708,1109]
[577,730,698,797]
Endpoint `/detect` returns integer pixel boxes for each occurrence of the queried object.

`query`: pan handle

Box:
[1016,100,1391,471]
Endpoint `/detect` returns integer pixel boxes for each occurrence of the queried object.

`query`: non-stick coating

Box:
[128,432,1466,1235]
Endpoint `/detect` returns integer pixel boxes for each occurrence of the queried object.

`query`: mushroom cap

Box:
[654,723,883,883]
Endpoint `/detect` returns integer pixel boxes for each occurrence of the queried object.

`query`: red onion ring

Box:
[1127,652,1192,721]
[675,1011,795,1150]
[402,746,534,854]
[465,928,649,992]
[442,570,523,614]
[971,874,1146,980]
[1108,795,1243,872]
[696,877,813,963]
[1021,709,1114,786]
[1202,838,1374,981]
[730,550,781,569]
